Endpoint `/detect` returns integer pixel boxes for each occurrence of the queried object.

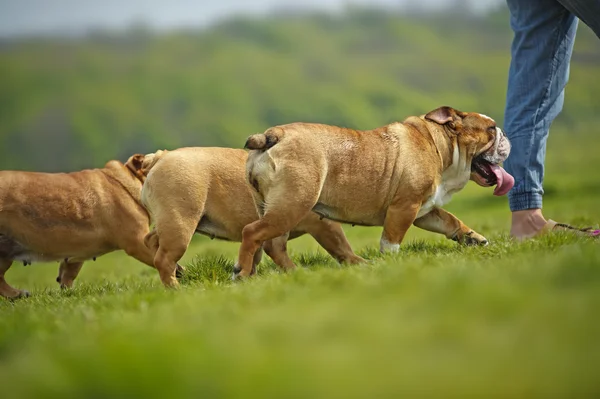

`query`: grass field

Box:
[1,129,600,398]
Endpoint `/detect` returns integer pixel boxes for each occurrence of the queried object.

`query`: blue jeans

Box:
[504,0,600,212]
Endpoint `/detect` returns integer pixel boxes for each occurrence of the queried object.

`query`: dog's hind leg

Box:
[0,258,29,299]
[56,260,84,289]
[151,208,201,288]
[296,213,364,265]
[263,233,296,272]
[235,176,321,278]
[251,247,263,275]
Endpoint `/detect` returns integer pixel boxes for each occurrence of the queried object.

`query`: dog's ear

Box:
[125,154,145,178]
[425,106,466,131]
[425,106,457,124]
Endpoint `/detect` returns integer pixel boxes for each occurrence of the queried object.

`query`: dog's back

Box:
[140,147,256,255]
[140,147,252,226]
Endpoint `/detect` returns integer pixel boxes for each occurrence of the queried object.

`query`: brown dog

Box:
[139,147,363,287]
[236,106,514,277]
[0,156,160,299]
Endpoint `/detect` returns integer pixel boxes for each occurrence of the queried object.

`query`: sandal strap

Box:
[554,222,589,232]
[547,220,600,236]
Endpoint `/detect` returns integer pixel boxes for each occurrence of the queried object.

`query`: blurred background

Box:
[2,5,600,396]
[0,0,598,172]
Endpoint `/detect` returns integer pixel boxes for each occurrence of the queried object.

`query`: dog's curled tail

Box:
[244,127,285,150]
[141,149,168,173]
[126,149,169,179]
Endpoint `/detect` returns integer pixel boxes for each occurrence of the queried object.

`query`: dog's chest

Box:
[417,167,470,218]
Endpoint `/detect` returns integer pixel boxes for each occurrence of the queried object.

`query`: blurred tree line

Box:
[0,6,598,172]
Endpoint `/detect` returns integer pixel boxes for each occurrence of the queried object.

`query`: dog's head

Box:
[124,150,168,183]
[424,106,514,196]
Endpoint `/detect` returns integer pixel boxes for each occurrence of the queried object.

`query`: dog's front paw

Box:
[463,230,489,246]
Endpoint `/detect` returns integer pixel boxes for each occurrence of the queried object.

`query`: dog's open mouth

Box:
[471,155,515,196]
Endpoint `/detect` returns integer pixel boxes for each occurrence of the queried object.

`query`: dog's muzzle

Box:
[471,128,514,196]
[482,128,511,165]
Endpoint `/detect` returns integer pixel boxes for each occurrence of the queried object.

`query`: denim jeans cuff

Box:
[508,191,543,212]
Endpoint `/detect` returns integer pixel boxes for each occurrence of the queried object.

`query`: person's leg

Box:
[558,0,600,38]
[504,0,578,238]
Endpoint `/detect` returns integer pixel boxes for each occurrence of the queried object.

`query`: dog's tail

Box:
[140,149,168,174]
[244,127,285,150]
[125,149,169,178]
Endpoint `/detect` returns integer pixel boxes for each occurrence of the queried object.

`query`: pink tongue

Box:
[490,164,515,196]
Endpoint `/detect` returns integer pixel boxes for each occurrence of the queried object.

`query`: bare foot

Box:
[511,209,547,240]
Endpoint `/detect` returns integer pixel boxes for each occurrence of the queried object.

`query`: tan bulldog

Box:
[0,156,162,299]
[236,106,514,277]
[139,147,363,287]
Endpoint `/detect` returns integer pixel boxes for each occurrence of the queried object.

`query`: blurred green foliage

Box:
[1,7,598,172]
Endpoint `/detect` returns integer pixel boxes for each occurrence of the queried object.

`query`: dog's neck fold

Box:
[403,116,455,171]
[102,162,145,207]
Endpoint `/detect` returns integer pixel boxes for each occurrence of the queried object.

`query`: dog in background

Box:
[0,155,169,299]
[139,147,364,287]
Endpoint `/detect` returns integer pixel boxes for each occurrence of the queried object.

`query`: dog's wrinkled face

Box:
[424,106,514,196]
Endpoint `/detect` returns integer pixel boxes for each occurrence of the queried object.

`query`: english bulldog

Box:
[235,106,514,277]
[0,156,166,299]
[138,147,363,288]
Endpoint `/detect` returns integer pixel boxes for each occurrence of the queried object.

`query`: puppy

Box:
[236,106,514,277]
[0,155,161,299]
[139,147,363,287]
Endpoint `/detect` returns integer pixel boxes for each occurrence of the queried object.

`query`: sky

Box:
[0,0,505,37]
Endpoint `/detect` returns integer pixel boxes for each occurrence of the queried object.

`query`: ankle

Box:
[511,209,547,238]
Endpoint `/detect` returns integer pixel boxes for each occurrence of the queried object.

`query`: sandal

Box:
[544,219,600,238]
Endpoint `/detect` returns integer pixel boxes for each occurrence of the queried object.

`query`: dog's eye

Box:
[487,126,496,133]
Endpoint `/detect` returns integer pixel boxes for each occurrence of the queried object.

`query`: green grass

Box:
[1,131,600,398]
